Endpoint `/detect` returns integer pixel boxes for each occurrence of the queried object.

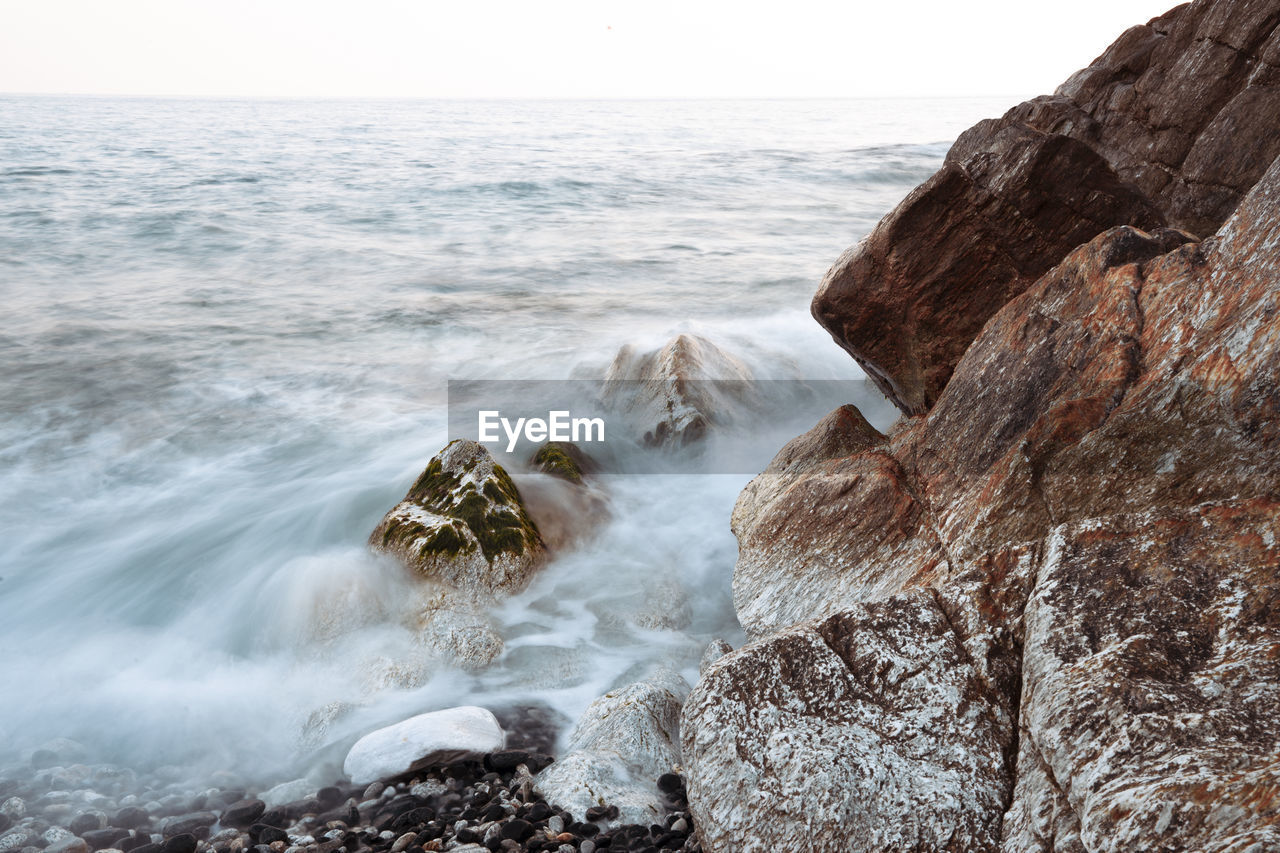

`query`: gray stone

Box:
[534,668,687,826]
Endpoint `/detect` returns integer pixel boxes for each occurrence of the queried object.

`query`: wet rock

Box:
[112,808,149,830]
[369,439,545,596]
[534,669,687,826]
[259,782,314,812]
[604,334,754,448]
[697,639,732,675]
[69,814,106,836]
[81,830,129,851]
[342,707,505,785]
[45,838,90,853]
[220,801,265,830]
[157,814,215,839]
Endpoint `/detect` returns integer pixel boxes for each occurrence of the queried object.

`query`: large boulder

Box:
[703,150,1280,848]
[813,0,1280,415]
[343,706,505,785]
[533,669,687,826]
[682,590,1013,853]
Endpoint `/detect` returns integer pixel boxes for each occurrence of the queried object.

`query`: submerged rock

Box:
[533,669,687,827]
[604,334,753,448]
[519,441,611,553]
[342,706,505,785]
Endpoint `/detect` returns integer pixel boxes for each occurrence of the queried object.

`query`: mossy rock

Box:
[370,439,546,595]
[530,441,594,484]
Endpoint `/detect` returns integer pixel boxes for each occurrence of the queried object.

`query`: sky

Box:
[0,0,1183,99]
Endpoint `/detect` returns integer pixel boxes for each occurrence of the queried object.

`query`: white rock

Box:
[0,798,23,820]
[259,779,316,809]
[534,668,687,826]
[343,706,504,785]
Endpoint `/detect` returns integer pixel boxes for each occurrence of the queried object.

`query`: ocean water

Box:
[0,96,1014,783]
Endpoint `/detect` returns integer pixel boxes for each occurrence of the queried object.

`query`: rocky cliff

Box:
[686,1,1280,850]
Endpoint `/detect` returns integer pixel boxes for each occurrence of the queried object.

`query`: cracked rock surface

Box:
[689,4,1280,847]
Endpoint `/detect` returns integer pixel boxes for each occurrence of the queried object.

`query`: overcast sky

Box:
[1,0,1180,99]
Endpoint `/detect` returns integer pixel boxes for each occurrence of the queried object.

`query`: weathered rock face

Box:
[534,669,687,827]
[370,439,544,595]
[700,123,1280,852]
[814,0,1280,414]
[1005,502,1280,853]
[683,590,1014,853]
[731,404,947,638]
[604,334,753,447]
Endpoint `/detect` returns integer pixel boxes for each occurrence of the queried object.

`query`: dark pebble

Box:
[0,814,11,834]
[221,800,266,829]
[585,806,609,822]
[655,775,682,795]
[316,788,344,811]
[390,807,434,833]
[118,832,152,853]
[571,822,599,838]
[526,802,552,822]
[161,813,217,838]
[482,804,505,822]
[30,749,59,770]
[500,819,533,842]
[162,834,197,853]
[70,815,103,836]
[130,845,162,853]
[257,809,288,829]
[455,828,479,844]
[113,808,151,830]
[83,828,130,850]
[251,825,288,845]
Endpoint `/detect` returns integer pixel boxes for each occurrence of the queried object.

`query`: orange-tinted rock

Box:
[701,149,1280,851]
[815,0,1280,415]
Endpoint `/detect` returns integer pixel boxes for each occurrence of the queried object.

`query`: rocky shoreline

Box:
[0,744,698,853]
[8,0,1280,850]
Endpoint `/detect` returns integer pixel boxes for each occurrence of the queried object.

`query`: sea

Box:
[0,95,1016,784]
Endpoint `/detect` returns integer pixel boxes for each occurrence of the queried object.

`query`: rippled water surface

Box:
[0,96,1013,781]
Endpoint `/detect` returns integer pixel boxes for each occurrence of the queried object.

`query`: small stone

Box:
[655,775,682,796]
[389,834,414,853]
[161,835,197,853]
[45,829,77,844]
[83,829,130,851]
[360,785,383,803]
[580,842,595,853]
[220,802,265,830]
[46,839,90,853]
[499,821,532,843]
[113,808,150,830]
[71,814,107,836]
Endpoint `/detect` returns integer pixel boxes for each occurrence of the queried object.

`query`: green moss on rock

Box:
[530,441,590,484]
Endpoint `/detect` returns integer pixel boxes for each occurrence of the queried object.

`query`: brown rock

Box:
[682,590,1014,853]
[814,0,1280,415]
[708,150,1280,850]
